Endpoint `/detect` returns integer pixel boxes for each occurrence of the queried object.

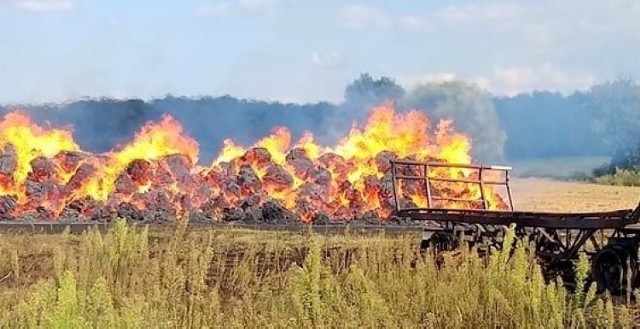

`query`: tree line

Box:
[1,75,639,174]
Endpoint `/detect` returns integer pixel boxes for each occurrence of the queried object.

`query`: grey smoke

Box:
[0,75,636,174]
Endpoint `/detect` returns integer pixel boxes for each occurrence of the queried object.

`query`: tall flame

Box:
[82,115,199,201]
[0,103,506,221]
[0,113,80,202]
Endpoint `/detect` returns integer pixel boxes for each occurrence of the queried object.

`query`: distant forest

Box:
[1,74,639,173]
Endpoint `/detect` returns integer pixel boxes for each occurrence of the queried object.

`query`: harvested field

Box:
[512,178,640,212]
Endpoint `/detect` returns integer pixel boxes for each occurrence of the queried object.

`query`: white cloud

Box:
[341,1,640,46]
[341,5,432,31]
[238,0,281,11]
[194,2,232,17]
[342,5,391,29]
[399,65,595,96]
[399,15,430,31]
[310,51,343,69]
[488,64,596,96]
[12,0,73,12]
[398,73,458,88]
[195,0,289,18]
[343,1,639,93]
[340,3,525,31]
[433,3,525,27]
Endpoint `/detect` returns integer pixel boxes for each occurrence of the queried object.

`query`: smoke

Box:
[1,75,633,173]
[0,74,513,167]
[5,99,162,154]
[1,96,340,165]
[493,89,616,161]
[403,80,506,162]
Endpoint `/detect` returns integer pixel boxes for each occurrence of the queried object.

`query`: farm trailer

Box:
[389,159,640,294]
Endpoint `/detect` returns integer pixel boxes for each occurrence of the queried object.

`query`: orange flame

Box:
[0,102,506,221]
[0,113,79,203]
[81,115,199,201]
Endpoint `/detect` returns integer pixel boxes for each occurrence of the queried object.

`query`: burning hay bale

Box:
[374,151,396,173]
[241,147,271,166]
[126,159,153,185]
[286,148,315,179]
[29,157,57,181]
[318,153,348,178]
[0,195,16,220]
[114,173,138,195]
[158,153,196,188]
[261,201,299,225]
[116,202,145,222]
[25,180,60,208]
[140,190,177,222]
[54,150,86,175]
[0,104,508,225]
[237,164,262,195]
[223,207,245,222]
[0,144,17,179]
[262,164,294,191]
[66,163,95,190]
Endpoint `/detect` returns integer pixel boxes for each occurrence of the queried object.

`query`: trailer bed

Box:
[396,207,640,230]
[389,159,640,230]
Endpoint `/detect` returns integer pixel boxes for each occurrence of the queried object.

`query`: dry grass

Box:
[512,178,640,212]
[1,179,639,328]
[0,220,636,328]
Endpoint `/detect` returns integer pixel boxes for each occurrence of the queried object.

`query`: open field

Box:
[512,178,640,212]
[510,156,610,179]
[0,178,639,328]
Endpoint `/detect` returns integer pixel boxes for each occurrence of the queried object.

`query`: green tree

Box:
[404,80,506,162]
[344,73,405,109]
[587,78,640,170]
[494,91,609,160]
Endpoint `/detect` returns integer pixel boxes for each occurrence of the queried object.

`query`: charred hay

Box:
[0,144,481,226]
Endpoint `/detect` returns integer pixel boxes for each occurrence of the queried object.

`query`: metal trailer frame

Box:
[389,159,640,293]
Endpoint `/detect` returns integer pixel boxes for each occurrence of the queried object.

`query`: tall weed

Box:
[0,220,637,328]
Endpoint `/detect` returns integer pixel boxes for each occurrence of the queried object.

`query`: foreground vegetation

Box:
[0,221,638,328]
[591,168,640,186]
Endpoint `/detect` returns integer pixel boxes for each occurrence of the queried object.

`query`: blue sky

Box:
[0,0,639,104]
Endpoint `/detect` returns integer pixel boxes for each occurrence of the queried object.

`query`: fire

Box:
[81,115,199,202]
[0,113,80,204]
[0,103,507,222]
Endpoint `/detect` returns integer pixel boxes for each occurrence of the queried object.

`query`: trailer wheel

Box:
[420,231,459,253]
[592,244,638,295]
